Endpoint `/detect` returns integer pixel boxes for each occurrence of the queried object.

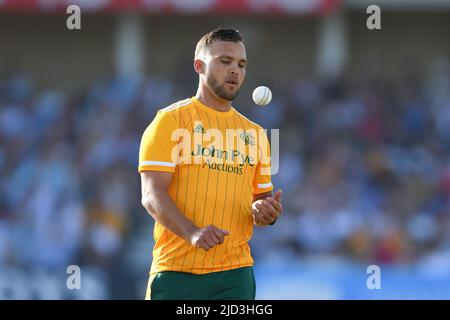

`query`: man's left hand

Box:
[252,189,283,226]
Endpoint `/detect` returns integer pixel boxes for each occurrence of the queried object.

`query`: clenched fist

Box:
[190,225,230,251]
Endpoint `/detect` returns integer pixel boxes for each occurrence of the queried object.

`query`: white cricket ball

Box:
[252,86,272,106]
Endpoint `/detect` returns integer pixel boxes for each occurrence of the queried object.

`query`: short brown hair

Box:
[195,28,244,59]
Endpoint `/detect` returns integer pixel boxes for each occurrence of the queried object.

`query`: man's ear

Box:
[194,59,205,74]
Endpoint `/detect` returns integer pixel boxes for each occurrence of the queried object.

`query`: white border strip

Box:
[257,182,273,189]
[139,161,176,167]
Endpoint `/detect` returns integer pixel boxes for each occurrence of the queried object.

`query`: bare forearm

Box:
[142,190,197,243]
[253,191,273,203]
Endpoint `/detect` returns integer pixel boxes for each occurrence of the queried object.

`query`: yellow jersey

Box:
[138,97,273,275]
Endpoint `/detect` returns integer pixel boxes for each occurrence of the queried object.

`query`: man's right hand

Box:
[190,225,230,251]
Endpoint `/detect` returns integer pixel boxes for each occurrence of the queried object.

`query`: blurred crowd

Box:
[1,60,450,295]
[250,59,450,269]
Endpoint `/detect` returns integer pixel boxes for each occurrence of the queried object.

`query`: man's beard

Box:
[207,74,240,101]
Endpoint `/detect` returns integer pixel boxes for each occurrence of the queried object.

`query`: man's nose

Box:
[230,64,239,76]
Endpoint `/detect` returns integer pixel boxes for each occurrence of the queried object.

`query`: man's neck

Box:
[195,88,232,113]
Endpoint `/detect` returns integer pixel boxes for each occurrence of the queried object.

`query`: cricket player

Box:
[139,28,283,300]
